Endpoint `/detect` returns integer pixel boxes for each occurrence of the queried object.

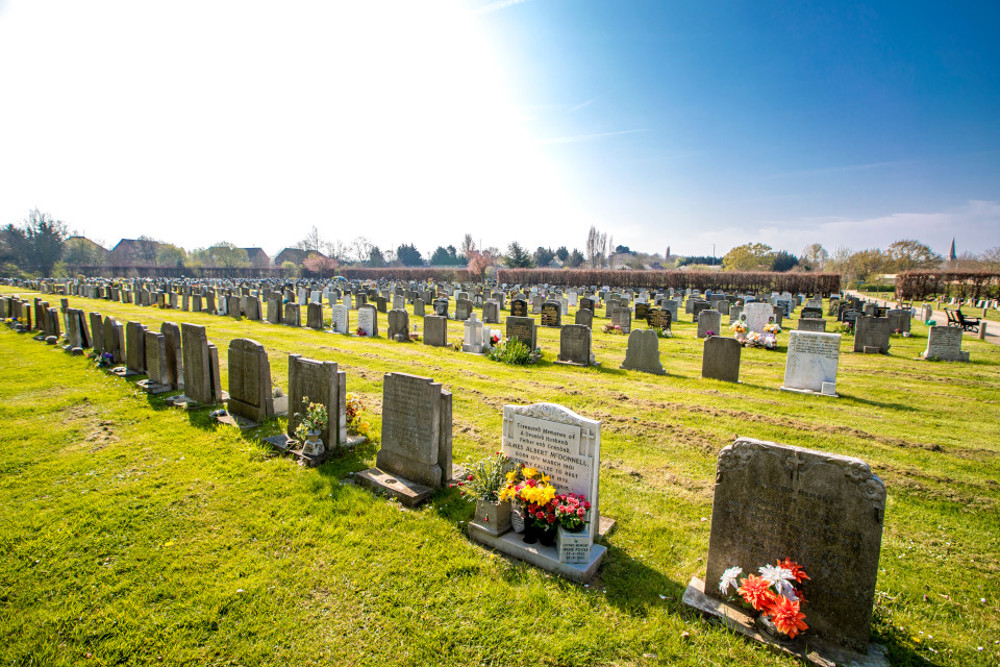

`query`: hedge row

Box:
[496,269,841,294]
[894,271,1000,300]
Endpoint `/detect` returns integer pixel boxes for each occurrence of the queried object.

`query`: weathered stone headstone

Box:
[697,309,722,339]
[283,303,301,327]
[505,315,537,351]
[482,300,499,324]
[356,373,453,505]
[387,309,409,341]
[423,314,447,347]
[455,298,472,321]
[798,318,827,332]
[179,323,222,404]
[579,297,594,313]
[357,304,377,337]
[267,295,282,323]
[694,437,886,656]
[142,330,170,388]
[781,330,841,396]
[161,322,183,389]
[922,326,969,361]
[557,324,592,366]
[89,312,105,354]
[433,298,450,318]
[125,322,148,375]
[227,338,275,423]
[306,302,324,330]
[620,329,664,375]
[610,306,631,333]
[287,354,344,448]
[331,304,350,334]
[575,308,593,328]
[886,309,911,333]
[853,316,890,354]
[701,336,741,383]
[412,297,425,317]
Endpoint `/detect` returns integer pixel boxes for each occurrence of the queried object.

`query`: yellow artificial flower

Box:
[523,467,539,479]
[541,475,550,483]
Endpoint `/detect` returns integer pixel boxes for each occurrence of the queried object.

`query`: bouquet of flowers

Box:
[552,492,591,532]
[602,324,625,334]
[345,393,369,437]
[764,322,782,334]
[453,452,512,503]
[743,331,763,348]
[355,327,367,337]
[719,559,810,639]
[499,465,556,528]
[730,321,747,334]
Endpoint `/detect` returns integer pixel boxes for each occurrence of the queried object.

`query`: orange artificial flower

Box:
[737,574,776,611]
[777,558,810,584]
[768,595,809,639]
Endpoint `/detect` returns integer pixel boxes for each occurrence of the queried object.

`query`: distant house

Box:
[63,236,110,266]
[274,247,325,266]
[110,238,163,266]
[242,247,271,268]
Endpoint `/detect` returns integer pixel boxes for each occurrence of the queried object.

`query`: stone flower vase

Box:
[474,499,511,536]
[301,430,325,457]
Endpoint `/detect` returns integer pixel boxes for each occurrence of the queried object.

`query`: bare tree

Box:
[586,226,608,268]
[296,226,324,253]
[461,233,477,259]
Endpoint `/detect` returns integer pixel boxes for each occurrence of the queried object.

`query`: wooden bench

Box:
[944,308,961,327]
[956,309,981,333]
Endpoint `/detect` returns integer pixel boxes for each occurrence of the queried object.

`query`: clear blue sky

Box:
[0,0,997,260]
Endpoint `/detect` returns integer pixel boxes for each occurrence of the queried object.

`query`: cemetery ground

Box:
[2,288,999,667]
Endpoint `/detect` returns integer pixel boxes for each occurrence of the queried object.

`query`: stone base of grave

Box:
[215,412,260,430]
[682,577,888,667]
[862,346,882,354]
[552,360,599,368]
[110,366,140,378]
[135,379,174,395]
[354,467,435,506]
[779,384,838,398]
[467,523,606,584]
[165,391,228,409]
[461,345,482,353]
[264,433,368,466]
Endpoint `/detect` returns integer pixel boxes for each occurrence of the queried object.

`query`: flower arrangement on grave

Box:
[705,329,716,338]
[729,320,747,343]
[454,451,513,504]
[719,558,810,640]
[345,392,369,437]
[602,323,626,334]
[764,322,782,335]
[552,492,591,532]
[650,326,672,338]
[837,321,854,335]
[293,396,329,455]
[355,327,367,337]
[499,465,556,542]
[89,351,114,368]
[485,337,537,365]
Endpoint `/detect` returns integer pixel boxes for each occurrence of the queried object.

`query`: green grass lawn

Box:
[1,288,998,666]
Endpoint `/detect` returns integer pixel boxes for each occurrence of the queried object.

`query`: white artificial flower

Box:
[719,566,743,594]
[759,564,797,599]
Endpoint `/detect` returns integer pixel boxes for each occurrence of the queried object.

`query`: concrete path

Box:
[845,290,999,346]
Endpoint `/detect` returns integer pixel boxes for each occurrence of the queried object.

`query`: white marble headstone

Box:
[781,330,841,396]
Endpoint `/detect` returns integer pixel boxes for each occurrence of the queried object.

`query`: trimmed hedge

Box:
[496,269,840,294]
[895,271,1000,300]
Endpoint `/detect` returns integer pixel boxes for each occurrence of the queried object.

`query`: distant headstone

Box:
[287,354,345,448]
[541,301,561,327]
[125,321,148,375]
[283,303,301,327]
[743,302,773,334]
[620,329,664,375]
[161,322,183,390]
[853,316,890,354]
[922,326,969,361]
[886,309,911,333]
[701,336,741,383]
[510,298,528,318]
[697,309,722,339]
[423,314,448,347]
[505,315,537,351]
[482,300,500,324]
[574,308,593,328]
[388,309,410,341]
[143,331,169,387]
[331,304,350,334]
[556,324,592,366]
[357,305,378,337]
[797,318,827,332]
[781,330,841,396]
[455,298,472,321]
[462,314,484,352]
[412,297,425,317]
[307,302,324,330]
[180,323,222,404]
[610,306,631,333]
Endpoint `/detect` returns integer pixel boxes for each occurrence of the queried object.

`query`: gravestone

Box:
[800,307,823,320]
[886,309,911,334]
[531,296,544,314]
[798,318,827,332]
[501,402,602,542]
[781,331,841,396]
[510,298,528,318]
[743,302,774,334]
[541,301,561,327]
[574,308,593,328]
[89,312,105,354]
[161,322,183,390]
[728,305,742,325]
[357,305,378,337]
[125,321,147,375]
[697,309,722,339]
[579,297,594,313]
[853,317,890,354]
[433,298,450,318]
[138,331,170,393]
[691,300,711,321]
[556,324,592,366]
[455,298,472,321]
[388,309,409,341]
[646,308,672,331]
[422,314,448,347]
[331,304,350,334]
[356,373,453,505]
[412,297,425,317]
[307,302,324,330]
[482,300,500,324]
[178,323,222,405]
[283,303,301,327]
[505,315,537,351]
[227,295,241,318]
[610,306,631,333]
[922,326,968,361]
[701,336,741,383]
[284,354,345,450]
[462,314,484,353]
[620,329,664,375]
[688,437,886,658]
[634,302,649,321]
[267,296,282,323]
[226,338,275,424]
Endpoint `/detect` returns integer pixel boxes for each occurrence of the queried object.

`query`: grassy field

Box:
[1,287,998,667]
